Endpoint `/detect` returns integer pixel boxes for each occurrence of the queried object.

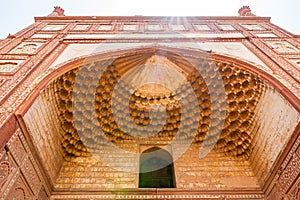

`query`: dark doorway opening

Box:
[139,147,176,188]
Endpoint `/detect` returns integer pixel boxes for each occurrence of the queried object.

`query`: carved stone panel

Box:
[0,60,23,73]
[5,175,31,200]
[267,41,300,53]
[21,157,41,195]
[277,152,300,194]
[6,131,27,166]
[288,175,300,200]
[9,42,44,54]
[0,148,13,191]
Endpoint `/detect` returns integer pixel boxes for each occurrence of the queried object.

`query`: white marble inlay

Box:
[146,24,161,31]
[170,24,186,31]
[49,41,267,74]
[42,24,65,31]
[31,34,54,39]
[194,24,210,31]
[73,24,90,31]
[241,24,265,30]
[164,42,269,70]
[218,24,236,31]
[123,24,138,31]
[255,33,277,38]
[98,25,113,31]
[49,43,151,69]
[289,59,300,68]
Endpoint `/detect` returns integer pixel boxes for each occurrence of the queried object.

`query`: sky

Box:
[0,0,299,39]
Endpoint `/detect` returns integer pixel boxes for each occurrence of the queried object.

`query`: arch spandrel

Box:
[17,46,300,117]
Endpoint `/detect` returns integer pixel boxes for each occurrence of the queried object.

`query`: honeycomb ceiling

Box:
[50,49,265,160]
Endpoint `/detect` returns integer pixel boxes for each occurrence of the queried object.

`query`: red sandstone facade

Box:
[0,6,300,200]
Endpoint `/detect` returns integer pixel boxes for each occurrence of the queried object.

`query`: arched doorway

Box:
[139,147,176,188]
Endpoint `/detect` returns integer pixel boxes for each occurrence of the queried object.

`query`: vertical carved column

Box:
[266,129,300,199]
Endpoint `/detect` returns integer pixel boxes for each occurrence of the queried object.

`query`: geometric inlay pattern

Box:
[241,24,265,30]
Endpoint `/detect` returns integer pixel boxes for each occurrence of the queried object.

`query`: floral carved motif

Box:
[267,41,300,53]
[0,162,11,186]
[238,6,256,16]
[0,41,66,129]
[9,42,44,54]
[21,157,41,195]
[6,176,30,200]
[0,149,12,189]
[0,60,23,73]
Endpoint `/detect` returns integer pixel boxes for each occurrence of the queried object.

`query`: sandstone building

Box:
[0,6,300,200]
